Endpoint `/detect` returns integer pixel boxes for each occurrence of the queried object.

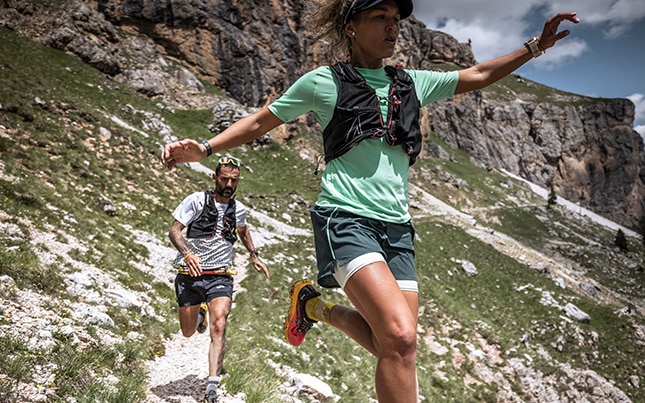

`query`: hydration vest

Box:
[186,190,238,244]
[323,62,422,165]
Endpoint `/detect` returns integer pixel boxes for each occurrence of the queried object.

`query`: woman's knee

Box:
[380,323,417,357]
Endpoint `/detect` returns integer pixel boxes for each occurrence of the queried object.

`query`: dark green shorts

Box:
[310,205,417,290]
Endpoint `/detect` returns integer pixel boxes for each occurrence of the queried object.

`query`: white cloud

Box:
[531,38,588,70]
[627,93,645,119]
[413,0,644,61]
[544,0,645,38]
[635,125,645,140]
[627,93,645,130]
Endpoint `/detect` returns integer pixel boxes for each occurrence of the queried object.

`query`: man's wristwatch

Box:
[524,37,543,58]
[249,249,259,258]
[201,140,212,157]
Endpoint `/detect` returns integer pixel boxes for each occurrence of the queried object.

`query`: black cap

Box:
[344,0,414,24]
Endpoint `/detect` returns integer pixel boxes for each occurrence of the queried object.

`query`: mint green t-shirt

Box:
[268,66,459,223]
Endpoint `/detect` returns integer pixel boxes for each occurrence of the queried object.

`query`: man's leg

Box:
[175,274,206,337]
[177,304,202,337]
[206,296,232,377]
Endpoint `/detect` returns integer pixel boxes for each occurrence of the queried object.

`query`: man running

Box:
[168,156,269,403]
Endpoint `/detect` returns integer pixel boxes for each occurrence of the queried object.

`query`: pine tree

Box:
[546,178,557,210]
[614,229,628,252]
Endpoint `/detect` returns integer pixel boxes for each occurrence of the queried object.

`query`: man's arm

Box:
[237,225,270,279]
[169,220,202,277]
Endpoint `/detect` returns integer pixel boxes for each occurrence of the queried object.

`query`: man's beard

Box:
[216,185,235,198]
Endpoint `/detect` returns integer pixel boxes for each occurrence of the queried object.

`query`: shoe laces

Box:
[296,317,314,333]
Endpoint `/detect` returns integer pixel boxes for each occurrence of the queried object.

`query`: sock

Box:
[305,297,335,324]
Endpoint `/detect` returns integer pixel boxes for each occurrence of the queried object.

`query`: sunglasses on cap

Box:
[217,156,241,167]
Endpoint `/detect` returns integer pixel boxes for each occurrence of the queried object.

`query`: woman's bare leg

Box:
[328,261,419,403]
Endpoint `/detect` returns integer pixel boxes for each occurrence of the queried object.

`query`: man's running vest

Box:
[323,62,422,165]
[186,190,238,244]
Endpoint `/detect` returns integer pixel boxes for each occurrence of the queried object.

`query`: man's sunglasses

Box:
[217,156,241,167]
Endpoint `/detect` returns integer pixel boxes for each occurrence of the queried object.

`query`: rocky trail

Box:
[144,256,250,403]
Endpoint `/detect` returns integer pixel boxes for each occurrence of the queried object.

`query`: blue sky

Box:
[413,0,645,137]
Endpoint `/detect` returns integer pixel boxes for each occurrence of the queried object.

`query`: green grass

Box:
[0,335,34,400]
[0,237,66,293]
[223,349,283,402]
[486,205,645,300]
[163,108,215,142]
[411,134,543,211]
[412,218,644,400]
[50,338,147,402]
[0,25,192,401]
[415,220,559,343]
[482,73,597,106]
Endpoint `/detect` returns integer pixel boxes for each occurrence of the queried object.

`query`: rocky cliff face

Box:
[2,0,642,227]
[428,93,644,226]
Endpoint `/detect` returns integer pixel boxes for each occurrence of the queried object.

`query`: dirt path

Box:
[144,257,251,403]
[144,331,218,402]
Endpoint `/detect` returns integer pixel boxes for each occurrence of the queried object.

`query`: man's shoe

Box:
[283,279,321,346]
[204,390,217,403]
[197,303,208,334]
[204,379,218,403]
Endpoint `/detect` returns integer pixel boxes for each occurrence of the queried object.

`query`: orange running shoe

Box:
[283,280,320,346]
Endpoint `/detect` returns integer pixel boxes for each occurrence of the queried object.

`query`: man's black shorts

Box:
[174,274,234,306]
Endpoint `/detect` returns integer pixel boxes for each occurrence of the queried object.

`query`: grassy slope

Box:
[1,26,643,402]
